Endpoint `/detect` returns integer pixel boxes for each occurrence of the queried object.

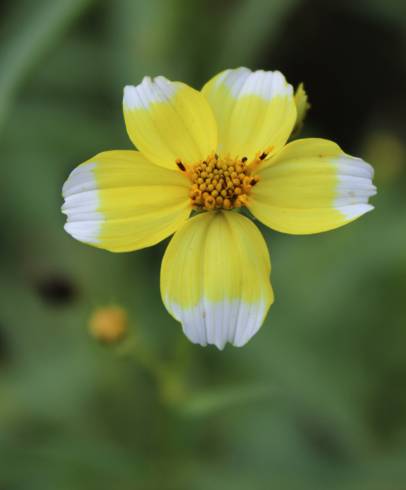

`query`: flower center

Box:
[178,154,260,211]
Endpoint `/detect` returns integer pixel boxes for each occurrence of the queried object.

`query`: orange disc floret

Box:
[187,154,260,211]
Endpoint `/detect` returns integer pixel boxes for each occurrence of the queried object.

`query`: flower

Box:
[62,68,376,350]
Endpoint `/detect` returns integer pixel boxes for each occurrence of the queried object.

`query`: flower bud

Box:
[89,306,128,343]
[293,83,310,135]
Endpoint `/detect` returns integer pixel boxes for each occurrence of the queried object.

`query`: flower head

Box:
[62,68,376,350]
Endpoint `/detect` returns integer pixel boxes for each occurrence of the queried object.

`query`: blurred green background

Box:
[1,0,406,488]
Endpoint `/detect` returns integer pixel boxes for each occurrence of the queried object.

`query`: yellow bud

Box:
[293,83,310,135]
[89,306,128,343]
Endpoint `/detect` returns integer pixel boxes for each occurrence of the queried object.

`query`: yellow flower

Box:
[62,68,376,350]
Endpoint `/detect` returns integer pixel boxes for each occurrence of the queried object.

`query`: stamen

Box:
[188,154,260,211]
[176,160,186,171]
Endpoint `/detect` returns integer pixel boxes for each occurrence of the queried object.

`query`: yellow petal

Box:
[160,211,273,349]
[202,67,296,161]
[123,76,217,170]
[248,138,376,234]
[62,150,191,252]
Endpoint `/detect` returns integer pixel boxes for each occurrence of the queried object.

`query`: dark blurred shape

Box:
[0,2,11,18]
[270,0,406,148]
[0,326,11,368]
[368,367,406,447]
[297,413,348,463]
[35,274,77,306]
[363,130,406,185]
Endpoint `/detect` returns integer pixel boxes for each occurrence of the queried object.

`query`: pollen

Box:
[187,154,260,211]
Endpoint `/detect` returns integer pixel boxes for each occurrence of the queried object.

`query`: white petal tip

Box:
[169,299,268,350]
[123,76,177,110]
[334,156,377,220]
[123,85,140,109]
[64,221,100,244]
[339,203,374,221]
[62,163,101,244]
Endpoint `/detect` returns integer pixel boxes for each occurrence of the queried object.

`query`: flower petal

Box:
[123,76,217,169]
[248,138,377,234]
[202,67,296,161]
[160,211,273,349]
[62,150,191,252]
